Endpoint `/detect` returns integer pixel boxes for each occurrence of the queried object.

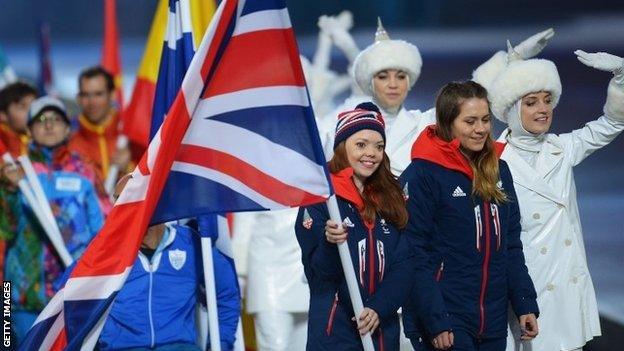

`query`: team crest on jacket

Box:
[168,249,187,270]
[403,183,409,200]
[302,209,313,229]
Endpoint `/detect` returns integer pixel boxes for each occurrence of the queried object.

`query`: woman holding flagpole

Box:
[295,102,428,350]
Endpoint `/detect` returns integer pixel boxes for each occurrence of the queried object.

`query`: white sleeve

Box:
[559,78,624,166]
[559,115,624,166]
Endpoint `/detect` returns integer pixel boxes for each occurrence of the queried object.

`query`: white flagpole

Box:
[326,194,375,351]
[104,135,129,196]
[200,237,222,351]
[17,155,58,229]
[4,154,73,266]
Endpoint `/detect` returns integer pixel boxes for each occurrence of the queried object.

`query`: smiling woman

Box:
[295,101,420,350]
[399,80,539,351]
[481,47,624,351]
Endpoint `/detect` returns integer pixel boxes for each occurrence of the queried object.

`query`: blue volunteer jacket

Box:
[295,168,416,351]
[97,224,240,351]
[400,127,538,345]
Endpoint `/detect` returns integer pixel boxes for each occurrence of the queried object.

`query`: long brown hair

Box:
[329,142,408,229]
[435,81,506,203]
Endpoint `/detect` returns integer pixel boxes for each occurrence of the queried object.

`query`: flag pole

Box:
[200,237,222,351]
[326,194,375,351]
[104,135,129,196]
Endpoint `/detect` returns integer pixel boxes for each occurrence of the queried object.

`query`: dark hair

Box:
[435,80,506,203]
[0,82,37,113]
[78,66,115,92]
[329,142,408,229]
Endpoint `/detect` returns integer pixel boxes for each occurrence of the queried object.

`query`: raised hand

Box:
[575,50,624,73]
[514,28,555,59]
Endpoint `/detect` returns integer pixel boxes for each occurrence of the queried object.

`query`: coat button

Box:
[532,213,540,220]
[546,283,555,291]
[572,277,578,284]
[565,239,572,246]
[540,247,548,255]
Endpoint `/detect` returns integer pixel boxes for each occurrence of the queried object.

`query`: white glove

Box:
[514,28,555,59]
[575,50,624,85]
[334,10,354,31]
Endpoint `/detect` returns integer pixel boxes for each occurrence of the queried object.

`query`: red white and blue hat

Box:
[334,102,386,149]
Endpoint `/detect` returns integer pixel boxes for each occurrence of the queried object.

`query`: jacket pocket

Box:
[474,205,482,252]
[326,293,339,336]
[435,261,444,282]
[490,203,501,251]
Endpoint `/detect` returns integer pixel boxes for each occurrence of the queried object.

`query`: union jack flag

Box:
[19,0,332,349]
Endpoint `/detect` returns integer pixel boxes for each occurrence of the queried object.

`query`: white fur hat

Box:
[488,45,562,123]
[353,19,422,96]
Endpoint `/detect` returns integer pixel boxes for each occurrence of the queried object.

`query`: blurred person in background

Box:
[94,175,240,351]
[0,81,37,282]
[0,96,104,343]
[69,66,133,200]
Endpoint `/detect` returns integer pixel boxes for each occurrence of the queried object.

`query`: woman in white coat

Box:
[474,45,624,351]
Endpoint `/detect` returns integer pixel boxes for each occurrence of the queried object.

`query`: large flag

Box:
[37,21,54,95]
[0,45,17,89]
[123,0,216,148]
[19,0,332,349]
[101,0,124,109]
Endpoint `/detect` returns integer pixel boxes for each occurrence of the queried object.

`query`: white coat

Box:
[234,208,310,313]
[501,115,624,351]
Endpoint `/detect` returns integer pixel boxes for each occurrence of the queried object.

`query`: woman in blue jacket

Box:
[295,102,421,350]
[400,81,539,351]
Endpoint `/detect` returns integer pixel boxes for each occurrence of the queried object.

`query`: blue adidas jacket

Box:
[97,224,240,351]
[400,127,538,345]
[295,168,417,351]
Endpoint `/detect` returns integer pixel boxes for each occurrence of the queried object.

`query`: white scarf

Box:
[505,100,545,153]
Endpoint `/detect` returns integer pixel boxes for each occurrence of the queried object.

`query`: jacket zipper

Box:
[478,201,492,336]
[148,262,155,348]
[435,261,444,282]
[325,293,339,336]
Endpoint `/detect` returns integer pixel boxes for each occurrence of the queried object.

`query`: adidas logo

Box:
[452,186,467,197]
[343,217,355,227]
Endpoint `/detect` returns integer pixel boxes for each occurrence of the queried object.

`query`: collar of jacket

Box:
[77,109,118,136]
[411,126,506,180]
[0,122,29,149]
[29,142,72,166]
[330,167,365,212]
